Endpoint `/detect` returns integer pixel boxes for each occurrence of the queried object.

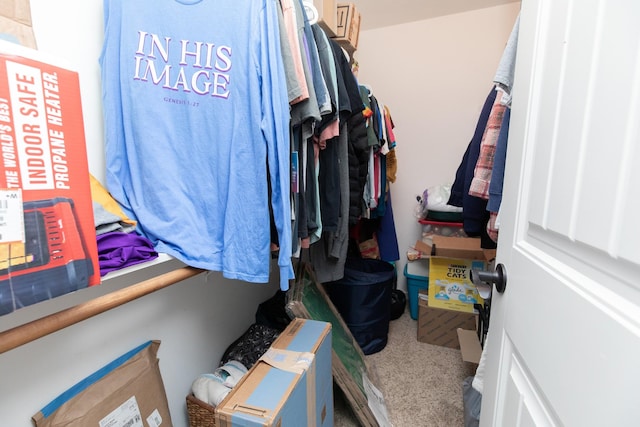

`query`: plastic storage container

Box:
[419,219,466,238]
[404,259,430,320]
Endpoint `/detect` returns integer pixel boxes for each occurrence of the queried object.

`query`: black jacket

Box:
[328,39,369,226]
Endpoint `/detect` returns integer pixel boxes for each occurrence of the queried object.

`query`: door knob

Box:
[471,263,507,294]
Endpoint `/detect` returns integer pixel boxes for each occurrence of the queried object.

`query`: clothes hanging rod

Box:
[0,266,204,355]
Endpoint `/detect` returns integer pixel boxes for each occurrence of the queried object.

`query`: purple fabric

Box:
[97,232,158,276]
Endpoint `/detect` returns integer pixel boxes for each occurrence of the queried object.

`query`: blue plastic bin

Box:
[404,260,429,320]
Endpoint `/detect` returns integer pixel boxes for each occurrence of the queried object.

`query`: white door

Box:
[480,0,640,426]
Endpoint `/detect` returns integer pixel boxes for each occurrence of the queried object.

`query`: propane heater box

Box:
[0,40,99,316]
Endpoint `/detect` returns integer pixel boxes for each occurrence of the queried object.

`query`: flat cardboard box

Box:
[333,3,360,55]
[33,341,172,427]
[287,261,390,427]
[0,41,99,316]
[417,290,477,349]
[215,318,332,427]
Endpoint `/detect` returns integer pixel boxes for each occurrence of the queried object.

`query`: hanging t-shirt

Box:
[100,0,294,290]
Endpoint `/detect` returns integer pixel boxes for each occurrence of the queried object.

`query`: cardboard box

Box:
[414,235,496,260]
[412,236,488,313]
[415,235,488,261]
[413,239,432,258]
[0,0,37,48]
[216,318,332,427]
[287,261,390,427]
[305,0,337,37]
[33,340,172,427]
[333,3,360,55]
[0,41,99,316]
[417,290,477,349]
[428,256,485,313]
[271,317,333,427]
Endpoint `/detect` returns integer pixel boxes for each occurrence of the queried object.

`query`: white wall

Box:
[0,258,278,427]
[355,3,521,289]
[26,0,108,182]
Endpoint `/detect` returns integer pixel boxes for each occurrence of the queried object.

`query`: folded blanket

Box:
[90,174,136,229]
[93,202,136,235]
[97,231,158,276]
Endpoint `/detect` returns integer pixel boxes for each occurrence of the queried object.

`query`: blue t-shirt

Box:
[100,0,294,289]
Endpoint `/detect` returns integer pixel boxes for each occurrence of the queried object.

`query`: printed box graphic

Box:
[428,257,485,313]
[0,40,99,316]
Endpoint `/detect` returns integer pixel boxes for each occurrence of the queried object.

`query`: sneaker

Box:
[191,373,232,406]
[216,360,248,388]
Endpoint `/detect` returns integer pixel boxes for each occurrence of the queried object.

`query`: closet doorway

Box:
[481,0,640,426]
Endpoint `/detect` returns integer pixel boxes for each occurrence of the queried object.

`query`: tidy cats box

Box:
[428,256,485,313]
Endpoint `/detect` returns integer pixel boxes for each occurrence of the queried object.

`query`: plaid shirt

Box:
[469,90,506,199]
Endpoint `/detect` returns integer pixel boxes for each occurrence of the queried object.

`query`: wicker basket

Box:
[186,394,216,427]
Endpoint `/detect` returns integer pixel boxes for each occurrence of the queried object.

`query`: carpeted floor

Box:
[334,308,476,427]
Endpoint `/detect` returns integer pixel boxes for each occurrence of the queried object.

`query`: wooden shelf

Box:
[0,254,203,353]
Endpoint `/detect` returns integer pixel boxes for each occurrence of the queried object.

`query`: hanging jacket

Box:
[347,109,370,225]
[327,40,368,226]
[448,86,498,248]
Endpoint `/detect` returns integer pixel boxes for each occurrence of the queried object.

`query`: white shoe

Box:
[216,360,248,388]
[191,373,232,407]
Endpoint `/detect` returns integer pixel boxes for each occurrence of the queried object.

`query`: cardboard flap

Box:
[414,239,434,257]
[457,328,482,364]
